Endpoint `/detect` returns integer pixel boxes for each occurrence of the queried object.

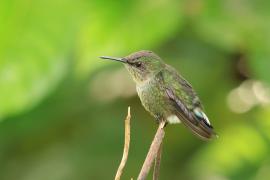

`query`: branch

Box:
[137,121,166,180]
[115,107,131,180]
[153,141,163,180]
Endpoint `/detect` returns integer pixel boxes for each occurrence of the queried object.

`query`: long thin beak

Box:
[99,56,127,63]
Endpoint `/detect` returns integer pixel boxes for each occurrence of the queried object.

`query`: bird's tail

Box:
[175,109,217,141]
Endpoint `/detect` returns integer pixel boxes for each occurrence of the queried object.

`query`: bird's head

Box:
[100,50,165,84]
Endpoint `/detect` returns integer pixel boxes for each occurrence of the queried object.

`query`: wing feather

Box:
[159,66,216,140]
[165,88,215,140]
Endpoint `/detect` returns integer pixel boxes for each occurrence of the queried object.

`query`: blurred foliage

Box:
[0,0,270,180]
[0,0,78,119]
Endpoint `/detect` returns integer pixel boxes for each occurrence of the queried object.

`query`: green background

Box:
[1,0,270,179]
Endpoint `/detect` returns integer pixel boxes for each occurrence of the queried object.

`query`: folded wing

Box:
[160,65,217,140]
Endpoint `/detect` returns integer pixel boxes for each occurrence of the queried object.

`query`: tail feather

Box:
[175,113,212,140]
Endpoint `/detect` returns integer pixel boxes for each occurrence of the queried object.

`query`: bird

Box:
[100,50,217,140]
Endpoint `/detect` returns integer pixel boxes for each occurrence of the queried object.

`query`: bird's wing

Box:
[159,65,216,140]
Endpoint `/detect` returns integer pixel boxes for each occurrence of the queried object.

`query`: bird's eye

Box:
[135,62,142,68]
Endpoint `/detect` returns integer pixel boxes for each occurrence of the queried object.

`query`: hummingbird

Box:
[100,50,216,140]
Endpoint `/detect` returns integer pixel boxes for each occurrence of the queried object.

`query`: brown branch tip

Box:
[115,106,131,180]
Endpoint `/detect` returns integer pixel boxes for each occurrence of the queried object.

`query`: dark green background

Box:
[1,0,270,179]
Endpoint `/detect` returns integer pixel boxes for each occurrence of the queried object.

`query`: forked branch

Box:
[114,108,166,180]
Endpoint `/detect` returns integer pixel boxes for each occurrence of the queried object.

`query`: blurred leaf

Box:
[191,0,270,51]
[249,52,270,85]
[0,0,78,120]
[75,0,183,76]
[187,0,270,85]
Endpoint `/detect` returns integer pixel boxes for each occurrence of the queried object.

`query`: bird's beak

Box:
[99,56,127,63]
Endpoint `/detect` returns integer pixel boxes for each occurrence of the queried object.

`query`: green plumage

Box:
[100,50,216,140]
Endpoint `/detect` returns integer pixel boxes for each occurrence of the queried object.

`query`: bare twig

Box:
[115,107,131,180]
[138,121,166,180]
[153,141,163,180]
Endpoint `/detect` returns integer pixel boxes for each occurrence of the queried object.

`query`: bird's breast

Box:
[136,78,170,120]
